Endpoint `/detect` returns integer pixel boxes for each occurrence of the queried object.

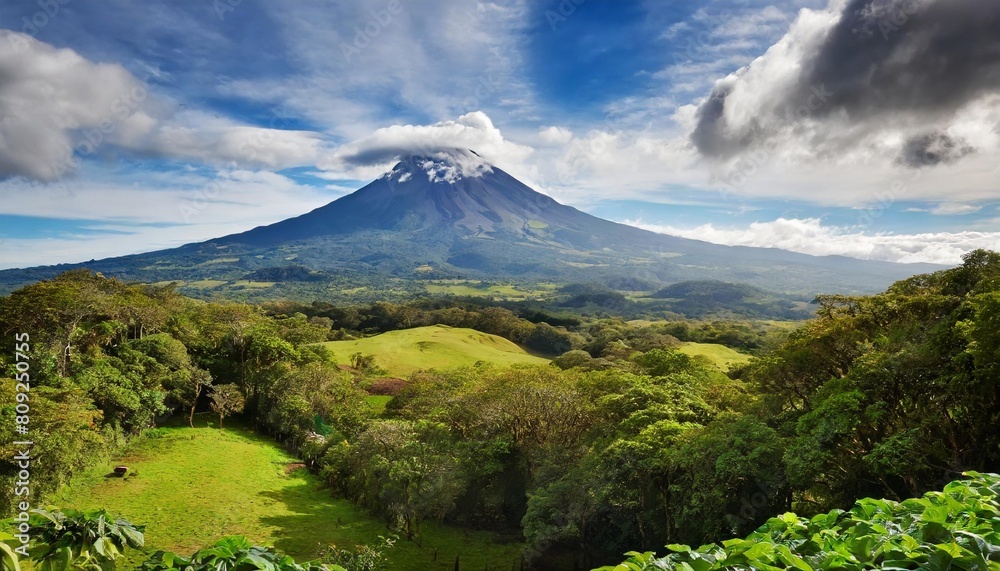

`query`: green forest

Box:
[2,250,1000,570]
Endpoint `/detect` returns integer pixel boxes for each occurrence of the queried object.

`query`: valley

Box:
[3,251,1000,569]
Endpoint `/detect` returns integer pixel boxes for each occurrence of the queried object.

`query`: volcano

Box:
[0,151,944,296]
[218,151,707,253]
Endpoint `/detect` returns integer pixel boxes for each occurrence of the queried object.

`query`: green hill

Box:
[678,342,754,371]
[320,325,549,377]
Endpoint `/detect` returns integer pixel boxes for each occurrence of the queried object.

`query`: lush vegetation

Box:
[603,472,1000,570]
[2,508,382,571]
[47,420,518,570]
[5,473,998,571]
[3,250,1000,569]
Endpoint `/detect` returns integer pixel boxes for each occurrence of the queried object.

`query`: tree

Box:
[76,358,166,434]
[632,348,694,378]
[524,323,573,356]
[127,333,212,428]
[182,369,213,428]
[343,420,464,541]
[349,353,384,375]
[209,384,245,430]
[0,270,109,376]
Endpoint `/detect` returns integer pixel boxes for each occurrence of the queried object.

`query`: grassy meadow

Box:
[319,325,550,377]
[423,280,557,300]
[52,418,523,570]
[677,342,753,371]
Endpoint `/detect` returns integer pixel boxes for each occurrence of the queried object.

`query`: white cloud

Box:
[0,168,337,269]
[907,203,983,216]
[36,169,329,224]
[318,111,533,178]
[538,126,574,146]
[0,31,143,180]
[0,31,326,181]
[140,111,324,170]
[625,217,1000,265]
[655,4,800,96]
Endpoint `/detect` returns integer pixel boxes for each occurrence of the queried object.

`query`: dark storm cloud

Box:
[809,0,1000,117]
[690,83,738,157]
[898,131,975,167]
[692,0,1000,160]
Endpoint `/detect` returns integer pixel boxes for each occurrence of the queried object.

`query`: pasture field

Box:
[423,280,556,299]
[677,342,753,371]
[319,325,550,377]
[52,418,523,570]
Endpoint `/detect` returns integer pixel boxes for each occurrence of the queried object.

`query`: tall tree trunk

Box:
[189,385,203,428]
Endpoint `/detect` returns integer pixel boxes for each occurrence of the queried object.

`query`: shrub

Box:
[27,507,144,571]
[140,536,333,571]
[599,472,1000,571]
[365,378,408,396]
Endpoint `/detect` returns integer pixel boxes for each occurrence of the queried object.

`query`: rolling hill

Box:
[319,324,550,377]
[676,342,754,371]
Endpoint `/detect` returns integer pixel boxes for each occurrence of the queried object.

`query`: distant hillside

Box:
[648,279,813,319]
[243,265,328,282]
[652,280,769,302]
[318,325,549,377]
[544,280,812,320]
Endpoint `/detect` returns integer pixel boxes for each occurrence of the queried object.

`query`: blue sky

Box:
[1,0,999,268]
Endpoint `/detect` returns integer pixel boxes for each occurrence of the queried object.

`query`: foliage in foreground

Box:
[600,472,1000,571]
[140,535,332,571]
[141,534,395,571]
[2,508,393,571]
[28,507,144,571]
